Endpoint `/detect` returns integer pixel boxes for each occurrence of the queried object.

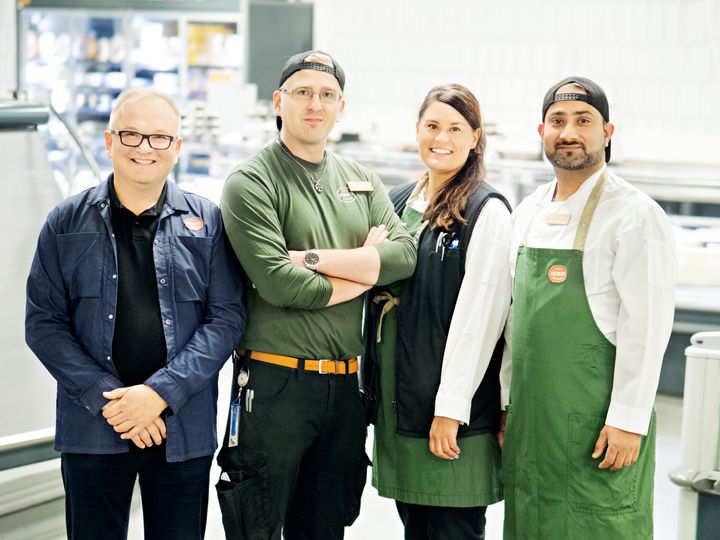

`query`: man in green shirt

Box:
[217,50,416,540]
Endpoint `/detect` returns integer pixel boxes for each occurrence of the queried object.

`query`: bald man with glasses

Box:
[26,88,246,540]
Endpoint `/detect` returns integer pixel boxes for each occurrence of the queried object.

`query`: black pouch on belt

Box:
[216,445,271,540]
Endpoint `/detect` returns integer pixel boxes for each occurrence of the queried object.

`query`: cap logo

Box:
[296,61,336,78]
[553,92,589,103]
[548,264,568,284]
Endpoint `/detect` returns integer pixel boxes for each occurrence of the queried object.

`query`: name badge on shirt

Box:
[183,216,204,231]
[347,181,374,192]
[545,213,572,226]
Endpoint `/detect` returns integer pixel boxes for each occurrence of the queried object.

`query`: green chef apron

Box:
[371,204,503,508]
[502,172,656,539]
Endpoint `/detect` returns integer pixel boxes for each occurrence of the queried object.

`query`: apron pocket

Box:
[566,413,639,514]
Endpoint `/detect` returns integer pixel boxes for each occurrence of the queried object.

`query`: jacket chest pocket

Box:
[170,235,212,302]
[56,232,104,299]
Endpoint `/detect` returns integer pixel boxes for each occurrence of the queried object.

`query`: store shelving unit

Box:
[18,2,247,189]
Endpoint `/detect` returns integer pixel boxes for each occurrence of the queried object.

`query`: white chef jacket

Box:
[500,166,677,434]
[407,182,513,424]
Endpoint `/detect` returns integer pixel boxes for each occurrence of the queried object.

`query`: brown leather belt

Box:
[236,349,358,375]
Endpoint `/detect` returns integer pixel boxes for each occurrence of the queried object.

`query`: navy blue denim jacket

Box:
[26,177,245,462]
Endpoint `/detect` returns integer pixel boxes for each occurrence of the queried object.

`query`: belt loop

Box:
[343,359,350,378]
[297,357,305,381]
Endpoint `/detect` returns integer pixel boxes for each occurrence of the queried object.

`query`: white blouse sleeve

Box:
[605,204,677,434]
[434,198,513,424]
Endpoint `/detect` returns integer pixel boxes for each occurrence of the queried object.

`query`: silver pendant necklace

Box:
[277,139,326,193]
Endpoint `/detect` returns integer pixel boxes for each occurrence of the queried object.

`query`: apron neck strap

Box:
[572,169,608,251]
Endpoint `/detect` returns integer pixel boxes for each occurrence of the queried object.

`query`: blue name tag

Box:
[228,397,241,447]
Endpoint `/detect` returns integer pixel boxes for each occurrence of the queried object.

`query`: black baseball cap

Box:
[542,76,611,162]
[276,50,345,130]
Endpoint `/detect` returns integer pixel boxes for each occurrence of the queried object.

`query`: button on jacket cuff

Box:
[81,373,126,416]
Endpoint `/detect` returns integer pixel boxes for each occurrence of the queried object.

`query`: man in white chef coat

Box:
[499,76,677,539]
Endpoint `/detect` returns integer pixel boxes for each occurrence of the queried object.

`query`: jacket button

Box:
[112,274,117,279]
[106,356,111,361]
[108,314,113,319]
[100,203,106,209]
[165,319,172,325]
[160,278,166,284]
[154,239,160,245]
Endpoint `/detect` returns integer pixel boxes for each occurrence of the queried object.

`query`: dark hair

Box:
[418,84,487,230]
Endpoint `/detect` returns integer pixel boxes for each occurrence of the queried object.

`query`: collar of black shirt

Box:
[108,176,167,217]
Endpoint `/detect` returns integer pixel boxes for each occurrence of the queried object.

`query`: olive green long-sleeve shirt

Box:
[221,141,416,359]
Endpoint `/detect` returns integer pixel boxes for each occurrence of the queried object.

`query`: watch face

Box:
[304,251,320,267]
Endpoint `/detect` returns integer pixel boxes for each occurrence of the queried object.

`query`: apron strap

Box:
[572,170,608,251]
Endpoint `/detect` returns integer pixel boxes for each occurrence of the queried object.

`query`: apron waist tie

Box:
[373,292,400,343]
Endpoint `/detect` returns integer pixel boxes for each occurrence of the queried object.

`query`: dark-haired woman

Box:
[368,84,512,539]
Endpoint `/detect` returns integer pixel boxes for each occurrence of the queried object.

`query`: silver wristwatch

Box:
[303,249,320,271]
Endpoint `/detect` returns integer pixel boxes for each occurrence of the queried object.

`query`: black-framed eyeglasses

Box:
[279,87,342,104]
[109,130,179,150]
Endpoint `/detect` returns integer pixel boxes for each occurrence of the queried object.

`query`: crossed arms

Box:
[287,224,392,305]
[220,169,416,311]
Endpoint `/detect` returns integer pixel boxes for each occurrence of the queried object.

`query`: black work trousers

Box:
[216,359,369,540]
[61,444,213,540]
[396,501,487,540]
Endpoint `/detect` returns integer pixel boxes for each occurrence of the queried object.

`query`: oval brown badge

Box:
[183,216,204,231]
[548,264,567,283]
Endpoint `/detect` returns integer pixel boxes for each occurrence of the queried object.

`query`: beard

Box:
[545,144,604,171]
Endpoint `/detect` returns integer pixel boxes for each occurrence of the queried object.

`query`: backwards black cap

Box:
[542,76,611,162]
[276,50,345,130]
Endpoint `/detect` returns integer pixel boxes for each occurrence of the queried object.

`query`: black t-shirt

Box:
[109,179,168,386]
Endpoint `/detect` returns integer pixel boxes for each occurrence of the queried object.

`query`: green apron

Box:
[503,172,656,539]
[371,204,503,508]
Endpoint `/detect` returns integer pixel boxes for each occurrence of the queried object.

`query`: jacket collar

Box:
[89,174,190,214]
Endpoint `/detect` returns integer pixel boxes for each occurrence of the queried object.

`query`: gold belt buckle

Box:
[318,359,337,374]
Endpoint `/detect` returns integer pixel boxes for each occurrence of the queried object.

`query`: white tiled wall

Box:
[315,0,720,164]
[0,0,17,98]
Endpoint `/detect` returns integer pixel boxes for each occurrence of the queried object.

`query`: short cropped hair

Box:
[108,88,181,132]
